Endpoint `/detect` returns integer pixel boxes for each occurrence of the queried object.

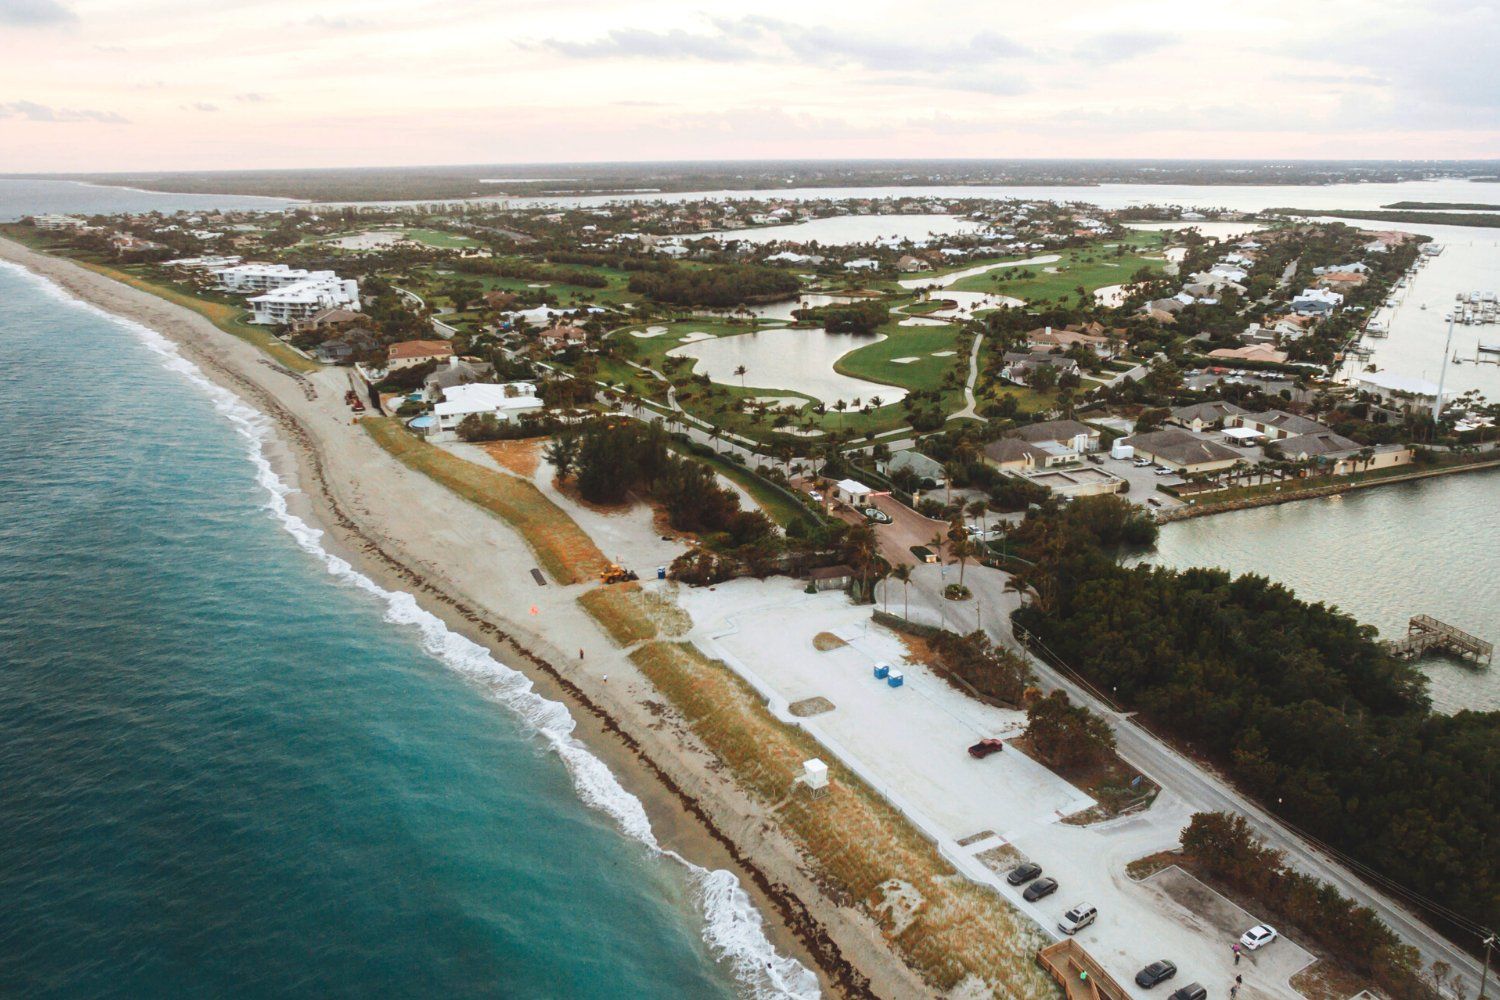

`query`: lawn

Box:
[949,232,1167,304]
[403,227,479,249]
[361,418,609,584]
[835,322,966,393]
[630,641,1056,997]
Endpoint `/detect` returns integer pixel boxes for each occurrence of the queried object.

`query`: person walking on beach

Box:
[1233,942,1241,965]
[579,648,585,660]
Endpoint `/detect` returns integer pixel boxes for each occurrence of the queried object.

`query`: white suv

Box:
[1058,903,1097,935]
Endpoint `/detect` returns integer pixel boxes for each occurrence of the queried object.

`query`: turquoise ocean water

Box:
[0,188,815,998]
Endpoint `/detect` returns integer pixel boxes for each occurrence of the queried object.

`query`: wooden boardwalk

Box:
[1037,940,1131,1000]
[1387,615,1493,666]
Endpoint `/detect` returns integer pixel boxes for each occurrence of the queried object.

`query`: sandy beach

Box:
[0,236,931,1000]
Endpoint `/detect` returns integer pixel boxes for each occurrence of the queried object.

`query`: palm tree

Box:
[967,499,988,540]
[951,536,975,586]
[929,529,946,564]
[890,563,913,620]
[733,364,747,388]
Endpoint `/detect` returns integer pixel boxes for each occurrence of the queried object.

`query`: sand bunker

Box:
[677,331,717,343]
[931,350,957,357]
[890,357,919,364]
[629,326,668,339]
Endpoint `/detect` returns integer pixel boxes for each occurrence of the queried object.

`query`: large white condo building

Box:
[211,263,360,325]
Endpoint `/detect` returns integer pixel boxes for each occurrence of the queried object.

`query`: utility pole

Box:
[1479,931,1496,1000]
[1433,312,1457,422]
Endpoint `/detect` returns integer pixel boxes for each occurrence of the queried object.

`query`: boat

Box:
[1421,303,1428,310]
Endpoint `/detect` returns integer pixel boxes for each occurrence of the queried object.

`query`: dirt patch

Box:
[974,844,1023,877]
[1291,960,1373,1000]
[789,697,835,717]
[1009,733,1159,824]
[553,475,639,516]
[813,632,847,651]
[576,583,658,646]
[873,879,924,936]
[639,587,692,638]
[893,631,941,670]
[1126,850,1181,881]
[481,437,543,477]
[956,830,996,848]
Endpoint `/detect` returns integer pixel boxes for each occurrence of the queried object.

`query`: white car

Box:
[808,491,823,502]
[1240,924,1278,951]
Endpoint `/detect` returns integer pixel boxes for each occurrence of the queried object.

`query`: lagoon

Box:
[667,327,908,406]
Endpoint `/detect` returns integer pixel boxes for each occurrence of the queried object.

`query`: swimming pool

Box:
[407,415,435,430]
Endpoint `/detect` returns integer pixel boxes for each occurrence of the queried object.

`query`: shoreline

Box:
[0,236,925,999]
[1156,456,1500,522]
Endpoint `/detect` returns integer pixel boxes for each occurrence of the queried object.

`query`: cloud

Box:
[0,100,126,122]
[303,13,372,30]
[527,15,1034,93]
[234,92,272,103]
[1070,31,1176,65]
[0,0,74,27]
[183,101,219,112]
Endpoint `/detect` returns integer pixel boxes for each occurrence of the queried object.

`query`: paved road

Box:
[903,561,1484,995]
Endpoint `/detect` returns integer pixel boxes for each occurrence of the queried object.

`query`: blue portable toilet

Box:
[887,669,905,688]
[656,566,667,580]
[872,662,890,680]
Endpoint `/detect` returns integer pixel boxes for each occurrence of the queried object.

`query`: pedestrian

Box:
[1236,975,1243,985]
[579,648,585,660]
[1229,986,1239,999]
[1233,943,1241,965]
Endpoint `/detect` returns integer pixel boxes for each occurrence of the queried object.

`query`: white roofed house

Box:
[832,479,874,506]
[430,382,543,437]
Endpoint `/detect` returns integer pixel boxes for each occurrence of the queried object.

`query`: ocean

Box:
[0,260,814,996]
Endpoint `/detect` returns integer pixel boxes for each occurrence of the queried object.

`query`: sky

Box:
[2,0,1498,172]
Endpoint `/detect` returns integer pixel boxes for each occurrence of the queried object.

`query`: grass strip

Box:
[577,583,658,646]
[630,640,1057,998]
[362,418,608,584]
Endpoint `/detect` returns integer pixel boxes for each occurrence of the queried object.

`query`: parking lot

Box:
[679,579,1316,998]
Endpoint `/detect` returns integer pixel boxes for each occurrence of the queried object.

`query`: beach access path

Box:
[0,236,930,1000]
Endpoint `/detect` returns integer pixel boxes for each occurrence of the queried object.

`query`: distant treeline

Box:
[627,263,800,307]
[545,250,669,272]
[1382,201,1500,210]
[451,257,609,288]
[1270,207,1500,228]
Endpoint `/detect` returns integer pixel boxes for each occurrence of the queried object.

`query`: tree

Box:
[734,364,747,388]
[1025,690,1116,769]
[951,535,976,586]
[543,433,580,481]
[966,499,989,540]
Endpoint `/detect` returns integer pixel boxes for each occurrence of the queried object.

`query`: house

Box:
[1318,271,1368,292]
[1000,351,1079,385]
[313,327,378,365]
[292,307,363,333]
[982,437,1051,473]
[1292,287,1343,315]
[883,450,946,486]
[1331,444,1413,475]
[1270,431,1362,464]
[482,290,519,310]
[1270,314,1312,340]
[424,356,496,402]
[1013,419,1100,453]
[808,565,854,591]
[1026,326,1119,359]
[31,213,87,231]
[431,381,543,435]
[386,339,455,371]
[896,255,930,272]
[1121,428,1243,474]
[1169,400,1248,433]
[1229,409,1330,441]
[1207,345,1288,364]
[540,324,588,348]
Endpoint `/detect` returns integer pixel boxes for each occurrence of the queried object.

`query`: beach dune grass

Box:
[361,418,609,585]
[630,640,1057,997]
[577,583,658,646]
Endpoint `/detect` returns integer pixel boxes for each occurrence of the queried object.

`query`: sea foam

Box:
[5,260,821,1000]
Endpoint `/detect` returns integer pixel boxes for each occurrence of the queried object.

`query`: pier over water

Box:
[1387,615,1493,666]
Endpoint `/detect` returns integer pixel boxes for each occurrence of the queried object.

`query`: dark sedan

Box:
[967,738,1004,759]
[1135,960,1177,988]
[1022,877,1058,902]
[1006,862,1042,886]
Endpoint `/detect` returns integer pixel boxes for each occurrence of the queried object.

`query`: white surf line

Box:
[2,259,821,1000]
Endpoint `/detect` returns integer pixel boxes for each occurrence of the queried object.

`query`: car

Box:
[1006,862,1042,886]
[1240,924,1278,950]
[1135,960,1178,988]
[967,738,1005,759]
[1057,903,1096,935]
[1022,877,1058,902]
[808,490,823,502]
[1133,458,1151,467]
[1154,467,1175,476]
[1168,984,1206,1000]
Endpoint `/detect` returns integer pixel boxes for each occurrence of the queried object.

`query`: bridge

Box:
[1386,615,1492,666]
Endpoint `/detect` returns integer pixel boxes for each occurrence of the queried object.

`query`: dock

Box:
[1386,615,1493,666]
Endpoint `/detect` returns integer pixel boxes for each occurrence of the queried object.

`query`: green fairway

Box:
[951,232,1166,304]
[402,227,479,248]
[834,323,965,392]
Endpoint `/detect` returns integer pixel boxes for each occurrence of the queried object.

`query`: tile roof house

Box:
[1121,428,1244,473]
[1207,345,1289,364]
[1271,431,1362,462]
[1169,400,1248,432]
[1001,352,1080,386]
[1229,409,1331,441]
[386,339,454,370]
